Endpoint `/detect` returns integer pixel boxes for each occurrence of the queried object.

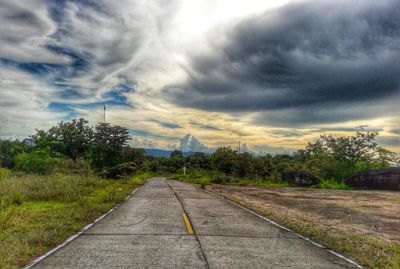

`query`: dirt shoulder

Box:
[206,184,400,269]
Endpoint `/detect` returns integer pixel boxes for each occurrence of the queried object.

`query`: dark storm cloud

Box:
[167,0,400,125]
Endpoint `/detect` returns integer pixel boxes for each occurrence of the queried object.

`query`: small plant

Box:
[314,179,351,190]
[9,192,24,205]
[391,245,400,269]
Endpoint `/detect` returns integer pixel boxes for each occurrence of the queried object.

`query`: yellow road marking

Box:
[182,213,194,235]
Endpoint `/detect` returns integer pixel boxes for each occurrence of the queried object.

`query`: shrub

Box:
[14,149,58,175]
[211,177,226,184]
[8,192,24,205]
[99,162,138,179]
[314,179,351,190]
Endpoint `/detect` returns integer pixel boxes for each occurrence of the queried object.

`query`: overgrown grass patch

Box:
[314,179,352,190]
[170,172,289,188]
[0,172,152,268]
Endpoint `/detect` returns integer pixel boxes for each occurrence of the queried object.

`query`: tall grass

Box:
[0,174,99,203]
[0,168,11,180]
[170,170,289,188]
[0,172,151,268]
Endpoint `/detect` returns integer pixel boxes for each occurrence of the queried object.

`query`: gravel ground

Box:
[206,185,400,244]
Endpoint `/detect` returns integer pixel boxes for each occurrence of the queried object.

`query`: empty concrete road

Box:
[31,178,360,268]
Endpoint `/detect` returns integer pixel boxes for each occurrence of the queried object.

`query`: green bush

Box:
[211,176,226,184]
[99,162,138,179]
[15,149,58,175]
[8,192,24,205]
[314,179,351,190]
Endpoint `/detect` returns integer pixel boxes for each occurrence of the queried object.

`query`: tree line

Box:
[0,118,398,182]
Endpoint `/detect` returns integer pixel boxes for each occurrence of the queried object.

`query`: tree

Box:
[0,140,31,168]
[236,152,255,178]
[122,146,146,168]
[306,132,380,165]
[212,147,237,176]
[186,152,212,170]
[254,156,274,180]
[31,118,93,160]
[91,123,131,169]
[168,150,184,172]
[305,132,398,181]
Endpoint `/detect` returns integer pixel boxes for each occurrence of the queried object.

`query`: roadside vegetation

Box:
[0,173,150,268]
[167,131,398,190]
[0,118,398,268]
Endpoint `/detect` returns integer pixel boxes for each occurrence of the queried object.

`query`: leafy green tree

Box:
[32,118,93,160]
[91,123,131,170]
[254,156,274,180]
[212,147,237,176]
[306,132,380,164]
[122,147,146,168]
[167,150,184,172]
[15,148,60,174]
[0,140,30,168]
[186,152,212,170]
[305,132,398,181]
[104,162,138,179]
[236,152,255,178]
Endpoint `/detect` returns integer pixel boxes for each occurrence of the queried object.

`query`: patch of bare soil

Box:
[206,185,400,244]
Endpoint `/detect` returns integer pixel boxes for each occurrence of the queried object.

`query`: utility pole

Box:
[103,104,106,123]
[238,140,241,154]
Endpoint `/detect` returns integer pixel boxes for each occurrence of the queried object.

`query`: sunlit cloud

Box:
[0,0,399,153]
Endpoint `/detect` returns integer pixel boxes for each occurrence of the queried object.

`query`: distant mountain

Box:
[144,149,172,158]
[144,148,210,158]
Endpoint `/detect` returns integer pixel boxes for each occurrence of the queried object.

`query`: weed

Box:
[9,192,24,205]
[314,179,351,190]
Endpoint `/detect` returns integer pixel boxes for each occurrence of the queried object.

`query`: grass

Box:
[0,172,152,268]
[313,179,352,190]
[170,172,289,188]
[211,192,400,269]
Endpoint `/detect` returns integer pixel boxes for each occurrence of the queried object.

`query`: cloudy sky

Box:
[0,0,399,153]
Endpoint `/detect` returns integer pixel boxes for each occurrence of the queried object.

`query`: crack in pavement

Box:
[167,181,211,269]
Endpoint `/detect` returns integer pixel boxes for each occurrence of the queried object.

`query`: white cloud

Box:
[0,65,67,137]
[0,1,70,64]
[176,134,213,153]
[0,0,399,155]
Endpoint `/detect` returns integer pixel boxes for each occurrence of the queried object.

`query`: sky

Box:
[0,0,399,154]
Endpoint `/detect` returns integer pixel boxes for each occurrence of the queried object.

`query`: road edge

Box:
[202,188,364,269]
[22,186,141,269]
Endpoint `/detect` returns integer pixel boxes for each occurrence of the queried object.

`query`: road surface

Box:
[31,178,359,268]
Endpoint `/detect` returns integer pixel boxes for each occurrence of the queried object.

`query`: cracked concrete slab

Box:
[84,197,186,235]
[198,235,356,269]
[33,235,207,269]
[30,178,360,269]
